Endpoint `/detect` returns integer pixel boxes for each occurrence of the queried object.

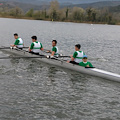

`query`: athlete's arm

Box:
[71,57,75,61]
[10,44,15,47]
[51,47,57,56]
[40,43,44,51]
[29,43,34,52]
[71,52,77,61]
[51,51,55,56]
[46,50,51,53]
[28,47,32,52]
[40,48,44,51]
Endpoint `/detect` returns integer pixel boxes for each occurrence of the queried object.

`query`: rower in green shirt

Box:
[47,40,59,57]
[79,55,93,68]
[67,44,85,64]
[10,33,24,49]
[29,36,44,55]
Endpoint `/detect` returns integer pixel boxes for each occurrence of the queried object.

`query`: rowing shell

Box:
[1,47,120,82]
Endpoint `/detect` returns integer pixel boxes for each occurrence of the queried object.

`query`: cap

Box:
[83,55,88,58]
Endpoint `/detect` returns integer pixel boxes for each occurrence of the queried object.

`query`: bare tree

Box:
[48,0,59,20]
[10,7,24,17]
[72,7,85,22]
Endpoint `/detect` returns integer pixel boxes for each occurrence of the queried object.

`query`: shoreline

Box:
[0,16,120,25]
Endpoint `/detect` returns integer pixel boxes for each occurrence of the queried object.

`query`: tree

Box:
[91,9,97,22]
[26,8,34,17]
[86,8,97,22]
[33,11,41,19]
[48,0,59,20]
[66,8,69,19]
[86,8,92,21]
[9,7,24,17]
[72,7,85,22]
[108,14,112,23]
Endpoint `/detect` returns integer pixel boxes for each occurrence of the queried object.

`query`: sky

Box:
[1,0,120,4]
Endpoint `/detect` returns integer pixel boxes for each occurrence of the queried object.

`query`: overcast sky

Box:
[1,0,120,4]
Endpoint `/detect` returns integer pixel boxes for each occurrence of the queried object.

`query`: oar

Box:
[42,49,71,58]
[0,47,68,62]
[0,56,47,59]
[0,47,70,57]
[0,55,68,61]
[59,55,70,58]
[15,48,70,58]
[16,47,68,62]
[0,47,100,60]
[0,46,29,49]
[0,47,11,49]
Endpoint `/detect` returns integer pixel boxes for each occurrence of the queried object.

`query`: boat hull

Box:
[1,48,120,82]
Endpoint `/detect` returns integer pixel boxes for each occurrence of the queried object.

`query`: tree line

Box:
[0,0,119,25]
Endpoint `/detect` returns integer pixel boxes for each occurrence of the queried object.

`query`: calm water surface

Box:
[0,18,120,120]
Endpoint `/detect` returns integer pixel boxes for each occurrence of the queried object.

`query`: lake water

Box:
[0,18,120,120]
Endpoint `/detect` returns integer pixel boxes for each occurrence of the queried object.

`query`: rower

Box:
[79,55,93,67]
[29,36,44,55]
[10,33,24,49]
[67,44,85,64]
[47,40,59,57]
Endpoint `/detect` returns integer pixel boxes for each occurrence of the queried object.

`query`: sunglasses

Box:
[83,57,87,59]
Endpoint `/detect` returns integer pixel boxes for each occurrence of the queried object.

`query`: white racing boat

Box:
[1,47,120,82]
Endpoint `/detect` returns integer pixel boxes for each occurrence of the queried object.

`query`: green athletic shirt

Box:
[79,61,93,67]
[52,46,57,52]
[30,41,43,49]
[73,51,85,58]
[14,38,20,45]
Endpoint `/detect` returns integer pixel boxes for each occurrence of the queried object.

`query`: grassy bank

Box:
[0,15,119,25]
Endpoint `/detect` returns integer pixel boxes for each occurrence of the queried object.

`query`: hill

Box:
[0,0,120,5]
[0,1,48,12]
[109,5,120,12]
[0,0,120,12]
[66,1,120,9]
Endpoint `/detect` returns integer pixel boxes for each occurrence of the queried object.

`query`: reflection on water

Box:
[0,18,120,120]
